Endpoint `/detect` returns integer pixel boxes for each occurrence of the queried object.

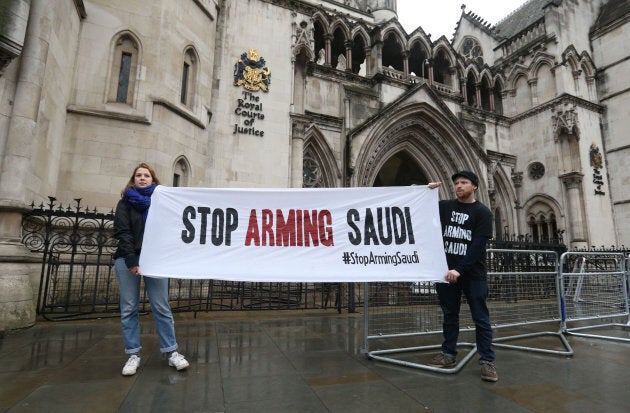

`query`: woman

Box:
[113,162,189,376]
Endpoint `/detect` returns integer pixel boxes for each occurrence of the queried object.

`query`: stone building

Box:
[0,0,628,330]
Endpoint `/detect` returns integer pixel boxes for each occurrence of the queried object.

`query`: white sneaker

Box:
[122,355,141,376]
[168,351,189,371]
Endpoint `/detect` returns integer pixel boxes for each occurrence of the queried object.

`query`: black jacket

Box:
[113,198,146,268]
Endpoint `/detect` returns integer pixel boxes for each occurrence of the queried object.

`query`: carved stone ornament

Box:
[589,142,603,169]
[233,48,271,92]
[552,102,579,140]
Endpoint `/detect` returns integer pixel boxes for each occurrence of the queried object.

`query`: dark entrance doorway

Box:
[373,151,428,186]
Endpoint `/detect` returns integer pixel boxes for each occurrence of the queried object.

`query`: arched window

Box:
[382,32,403,72]
[352,34,366,75]
[181,47,198,107]
[331,27,346,70]
[529,216,539,241]
[466,72,476,107]
[536,63,556,104]
[527,202,559,242]
[460,37,483,66]
[493,80,504,115]
[313,20,326,65]
[480,77,491,111]
[513,74,531,114]
[408,41,429,79]
[173,157,190,187]
[433,49,451,86]
[108,34,140,104]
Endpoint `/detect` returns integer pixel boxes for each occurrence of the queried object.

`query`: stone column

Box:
[364,47,372,77]
[475,82,481,108]
[290,120,308,188]
[561,172,588,248]
[402,51,409,76]
[345,40,352,72]
[460,77,467,103]
[511,171,523,235]
[529,78,538,106]
[0,1,46,332]
[324,34,332,67]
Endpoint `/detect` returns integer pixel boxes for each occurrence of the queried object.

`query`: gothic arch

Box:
[522,194,564,241]
[431,41,456,64]
[329,19,351,39]
[303,126,340,188]
[312,12,331,31]
[506,66,529,90]
[461,63,480,82]
[479,68,492,83]
[407,35,431,56]
[492,75,505,115]
[172,155,192,187]
[432,45,456,86]
[563,46,582,73]
[106,30,143,105]
[379,25,407,46]
[180,45,199,108]
[511,71,531,113]
[330,24,348,69]
[408,38,430,78]
[579,53,596,78]
[351,30,368,75]
[351,26,370,47]
[492,74,506,91]
[528,53,556,79]
[534,61,556,104]
[381,29,405,71]
[479,72,493,111]
[490,164,518,238]
[352,102,488,202]
[464,70,478,106]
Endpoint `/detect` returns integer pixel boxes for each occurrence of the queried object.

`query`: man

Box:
[427,171,497,382]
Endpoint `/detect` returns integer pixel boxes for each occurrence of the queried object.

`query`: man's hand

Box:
[444,269,460,283]
[428,182,442,189]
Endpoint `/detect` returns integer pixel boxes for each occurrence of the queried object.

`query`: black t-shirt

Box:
[439,199,493,279]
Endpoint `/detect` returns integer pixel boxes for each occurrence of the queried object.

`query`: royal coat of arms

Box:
[233,48,271,92]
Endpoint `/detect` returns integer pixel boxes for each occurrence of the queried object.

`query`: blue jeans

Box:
[435,278,495,363]
[115,258,178,355]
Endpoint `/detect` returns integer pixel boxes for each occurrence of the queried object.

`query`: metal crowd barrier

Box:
[361,281,477,374]
[559,251,630,343]
[362,249,573,374]
[488,249,572,356]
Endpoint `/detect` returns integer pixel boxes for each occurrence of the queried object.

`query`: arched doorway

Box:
[372,151,428,186]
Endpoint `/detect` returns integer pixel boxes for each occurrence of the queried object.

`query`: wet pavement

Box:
[1,311,629,413]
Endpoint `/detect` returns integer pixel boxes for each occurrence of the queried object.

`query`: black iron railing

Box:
[22,197,354,320]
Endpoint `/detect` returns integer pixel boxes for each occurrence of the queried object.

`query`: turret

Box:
[367,0,397,23]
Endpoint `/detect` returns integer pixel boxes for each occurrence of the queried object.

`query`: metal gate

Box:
[22,197,357,320]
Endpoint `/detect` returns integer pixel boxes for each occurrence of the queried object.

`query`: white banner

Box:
[139,186,447,282]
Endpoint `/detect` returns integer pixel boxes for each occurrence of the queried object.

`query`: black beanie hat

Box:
[451,170,479,187]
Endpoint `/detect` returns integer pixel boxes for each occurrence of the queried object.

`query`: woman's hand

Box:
[128,266,141,276]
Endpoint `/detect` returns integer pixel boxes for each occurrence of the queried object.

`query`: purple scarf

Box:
[123,184,157,222]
